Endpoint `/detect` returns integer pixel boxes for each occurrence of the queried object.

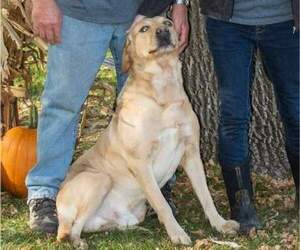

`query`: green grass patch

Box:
[2,168,298,250]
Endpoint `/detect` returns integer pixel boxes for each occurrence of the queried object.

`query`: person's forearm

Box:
[138,0,174,17]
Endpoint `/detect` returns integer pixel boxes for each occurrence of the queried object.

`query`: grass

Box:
[2,53,299,250]
[1,170,299,250]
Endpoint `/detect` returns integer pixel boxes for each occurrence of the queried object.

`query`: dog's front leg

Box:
[132,159,191,245]
[181,144,239,234]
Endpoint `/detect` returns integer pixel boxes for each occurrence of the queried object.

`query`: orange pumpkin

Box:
[1,105,38,198]
[1,127,37,197]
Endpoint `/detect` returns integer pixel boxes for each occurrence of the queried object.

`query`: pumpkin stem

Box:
[29,105,38,129]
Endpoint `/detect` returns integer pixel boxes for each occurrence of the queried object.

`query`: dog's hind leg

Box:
[56,172,112,248]
[181,143,239,235]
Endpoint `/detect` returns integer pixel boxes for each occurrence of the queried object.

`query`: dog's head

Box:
[122,16,179,73]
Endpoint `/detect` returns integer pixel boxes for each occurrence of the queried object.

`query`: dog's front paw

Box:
[168,226,192,245]
[220,220,240,235]
[72,238,88,250]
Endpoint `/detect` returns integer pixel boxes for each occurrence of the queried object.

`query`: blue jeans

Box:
[206,18,299,169]
[26,16,130,201]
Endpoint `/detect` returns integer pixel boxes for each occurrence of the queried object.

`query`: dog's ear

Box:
[122,37,133,73]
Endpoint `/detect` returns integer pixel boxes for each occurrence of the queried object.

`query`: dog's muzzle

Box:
[156,27,171,48]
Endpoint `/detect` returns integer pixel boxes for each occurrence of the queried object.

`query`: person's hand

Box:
[31,0,62,44]
[171,4,189,52]
[129,14,145,31]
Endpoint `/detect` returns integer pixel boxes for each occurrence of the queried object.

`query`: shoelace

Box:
[31,199,57,217]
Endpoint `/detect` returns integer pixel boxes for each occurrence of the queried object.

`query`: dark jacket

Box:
[140,0,299,30]
[199,0,299,29]
[138,0,173,17]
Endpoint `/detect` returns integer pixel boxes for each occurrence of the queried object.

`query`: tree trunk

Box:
[182,1,289,178]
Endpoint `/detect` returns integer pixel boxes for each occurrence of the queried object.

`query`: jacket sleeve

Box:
[138,0,174,17]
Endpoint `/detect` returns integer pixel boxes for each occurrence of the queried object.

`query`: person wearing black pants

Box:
[203,0,299,233]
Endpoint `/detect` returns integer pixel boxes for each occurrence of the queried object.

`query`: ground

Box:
[1,60,299,250]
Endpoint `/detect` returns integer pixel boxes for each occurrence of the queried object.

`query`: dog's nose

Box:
[156,27,171,48]
[156,27,170,35]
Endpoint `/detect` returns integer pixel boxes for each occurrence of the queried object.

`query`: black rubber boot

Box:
[161,180,177,215]
[146,177,177,217]
[288,154,299,209]
[222,166,262,234]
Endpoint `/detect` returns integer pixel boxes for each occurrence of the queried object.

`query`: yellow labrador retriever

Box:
[56,16,239,248]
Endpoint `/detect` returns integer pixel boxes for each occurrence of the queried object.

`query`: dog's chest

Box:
[152,102,193,187]
[152,128,185,187]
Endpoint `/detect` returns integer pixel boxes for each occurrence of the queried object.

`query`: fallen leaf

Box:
[249,227,257,239]
[257,230,269,240]
[191,229,205,238]
[209,238,241,249]
[283,197,294,209]
[9,204,18,215]
[194,239,211,250]
[258,245,274,250]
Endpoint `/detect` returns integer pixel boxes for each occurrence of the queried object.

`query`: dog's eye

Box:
[163,20,173,27]
[140,26,150,33]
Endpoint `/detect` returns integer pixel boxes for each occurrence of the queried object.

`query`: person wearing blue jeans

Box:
[26,0,189,234]
[204,0,299,234]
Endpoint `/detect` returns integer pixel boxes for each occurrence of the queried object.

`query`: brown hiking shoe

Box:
[28,198,58,234]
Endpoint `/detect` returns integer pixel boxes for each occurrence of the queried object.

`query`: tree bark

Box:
[182,1,289,178]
